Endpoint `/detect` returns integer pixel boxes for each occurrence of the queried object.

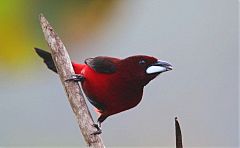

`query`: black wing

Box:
[85,56,117,74]
[34,48,57,73]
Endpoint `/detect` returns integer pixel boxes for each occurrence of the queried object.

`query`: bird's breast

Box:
[81,67,144,115]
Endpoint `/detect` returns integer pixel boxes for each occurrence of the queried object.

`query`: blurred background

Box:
[0,0,238,147]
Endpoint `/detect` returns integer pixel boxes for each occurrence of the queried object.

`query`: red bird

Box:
[35,48,172,134]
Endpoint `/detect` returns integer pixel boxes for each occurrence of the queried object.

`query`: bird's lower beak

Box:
[146,60,173,74]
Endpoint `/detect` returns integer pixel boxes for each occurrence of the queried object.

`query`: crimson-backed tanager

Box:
[35,48,172,134]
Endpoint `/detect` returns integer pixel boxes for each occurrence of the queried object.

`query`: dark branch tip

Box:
[39,13,44,19]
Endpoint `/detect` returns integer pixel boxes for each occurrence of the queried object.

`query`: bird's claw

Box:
[65,74,85,82]
[91,123,102,135]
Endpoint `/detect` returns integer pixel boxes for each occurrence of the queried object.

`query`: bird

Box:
[35,48,172,134]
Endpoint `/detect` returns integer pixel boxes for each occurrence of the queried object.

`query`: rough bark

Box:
[39,14,105,148]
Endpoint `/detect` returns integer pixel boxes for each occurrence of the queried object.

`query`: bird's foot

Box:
[65,74,85,82]
[91,123,102,135]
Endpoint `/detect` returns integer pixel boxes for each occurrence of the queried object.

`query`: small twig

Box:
[39,14,105,147]
[175,117,183,148]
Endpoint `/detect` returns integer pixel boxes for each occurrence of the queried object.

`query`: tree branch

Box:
[39,14,105,147]
[175,117,183,148]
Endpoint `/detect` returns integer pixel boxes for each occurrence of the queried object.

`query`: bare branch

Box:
[175,117,183,148]
[39,13,105,147]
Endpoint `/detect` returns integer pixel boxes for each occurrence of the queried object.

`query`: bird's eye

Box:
[139,60,146,65]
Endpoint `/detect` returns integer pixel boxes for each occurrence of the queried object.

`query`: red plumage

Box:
[35,48,172,129]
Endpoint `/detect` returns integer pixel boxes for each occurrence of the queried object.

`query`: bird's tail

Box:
[35,48,85,74]
[35,48,57,73]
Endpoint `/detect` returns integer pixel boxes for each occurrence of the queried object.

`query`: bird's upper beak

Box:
[146,60,173,74]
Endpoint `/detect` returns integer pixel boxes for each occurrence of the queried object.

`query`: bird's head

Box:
[120,55,173,86]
